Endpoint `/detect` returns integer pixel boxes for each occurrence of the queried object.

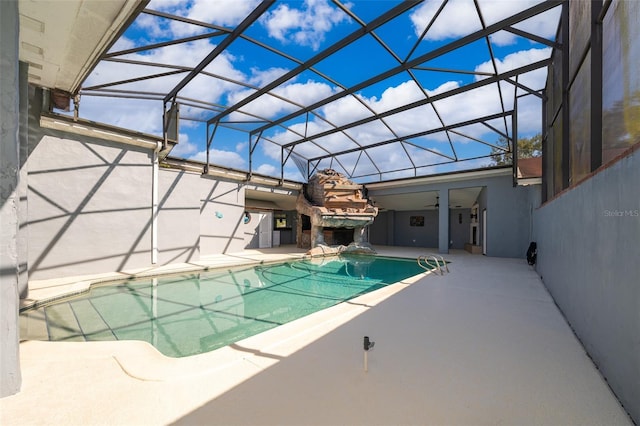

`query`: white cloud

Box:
[191,0,261,25]
[474,47,551,89]
[188,148,246,169]
[261,0,351,50]
[371,80,459,113]
[156,0,262,36]
[410,0,481,40]
[81,38,247,132]
[108,37,137,53]
[311,80,462,143]
[77,96,163,135]
[235,141,247,152]
[248,67,290,87]
[134,13,168,39]
[479,1,561,46]
[411,0,560,46]
[86,39,243,102]
[169,134,199,158]
[228,79,336,121]
[147,0,185,8]
[255,163,277,175]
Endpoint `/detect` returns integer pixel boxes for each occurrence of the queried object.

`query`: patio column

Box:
[0,0,22,397]
[438,189,449,254]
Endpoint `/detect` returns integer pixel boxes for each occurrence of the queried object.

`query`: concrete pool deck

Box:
[2,246,632,425]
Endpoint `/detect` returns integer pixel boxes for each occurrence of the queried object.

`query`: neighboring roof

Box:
[18,0,147,94]
[517,156,542,178]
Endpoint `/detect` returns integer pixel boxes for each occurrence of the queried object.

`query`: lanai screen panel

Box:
[69,0,563,183]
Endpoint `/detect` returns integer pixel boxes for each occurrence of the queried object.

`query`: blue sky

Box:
[75,0,561,182]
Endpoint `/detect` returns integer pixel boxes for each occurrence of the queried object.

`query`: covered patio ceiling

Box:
[62,0,562,184]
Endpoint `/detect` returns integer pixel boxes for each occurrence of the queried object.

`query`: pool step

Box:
[45,302,85,342]
[45,300,116,342]
[19,309,49,341]
[70,299,117,340]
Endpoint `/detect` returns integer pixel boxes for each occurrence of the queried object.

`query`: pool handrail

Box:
[417,254,449,275]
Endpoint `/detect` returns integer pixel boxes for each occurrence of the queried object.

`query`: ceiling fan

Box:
[425,196,440,209]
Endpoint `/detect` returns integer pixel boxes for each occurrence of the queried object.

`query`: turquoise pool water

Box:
[21,255,427,357]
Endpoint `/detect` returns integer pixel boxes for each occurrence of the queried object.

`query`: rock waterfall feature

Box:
[296,169,378,256]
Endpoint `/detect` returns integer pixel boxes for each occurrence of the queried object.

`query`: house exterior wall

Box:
[25,133,154,280]
[484,177,538,258]
[394,210,439,248]
[367,173,539,258]
[199,177,246,255]
[477,186,488,250]
[368,210,389,245]
[534,147,640,421]
[449,208,471,250]
[157,169,200,264]
[537,1,640,421]
[22,88,255,281]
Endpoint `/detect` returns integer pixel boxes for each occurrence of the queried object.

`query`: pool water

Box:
[20,255,427,357]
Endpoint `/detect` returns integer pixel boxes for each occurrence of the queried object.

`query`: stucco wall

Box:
[368,173,538,258]
[23,95,253,280]
[533,148,640,421]
[26,134,154,280]
[158,169,200,264]
[199,176,246,255]
[484,178,538,258]
[25,132,252,280]
[449,208,471,250]
[394,210,439,248]
[369,210,389,245]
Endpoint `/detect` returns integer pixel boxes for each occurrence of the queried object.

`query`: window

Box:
[274,213,289,229]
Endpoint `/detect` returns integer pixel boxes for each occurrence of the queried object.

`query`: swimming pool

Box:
[20,255,428,357]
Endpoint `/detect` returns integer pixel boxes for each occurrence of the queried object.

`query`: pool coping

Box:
[20,249,427,312]
[20,249,313,312]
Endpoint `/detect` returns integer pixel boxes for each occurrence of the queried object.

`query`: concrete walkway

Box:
[2,247,632,425]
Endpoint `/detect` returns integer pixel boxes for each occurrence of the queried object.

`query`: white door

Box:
[258,212,273,248]
[482,209,487,255]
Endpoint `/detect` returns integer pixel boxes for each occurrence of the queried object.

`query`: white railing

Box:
[417,254,449,276]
